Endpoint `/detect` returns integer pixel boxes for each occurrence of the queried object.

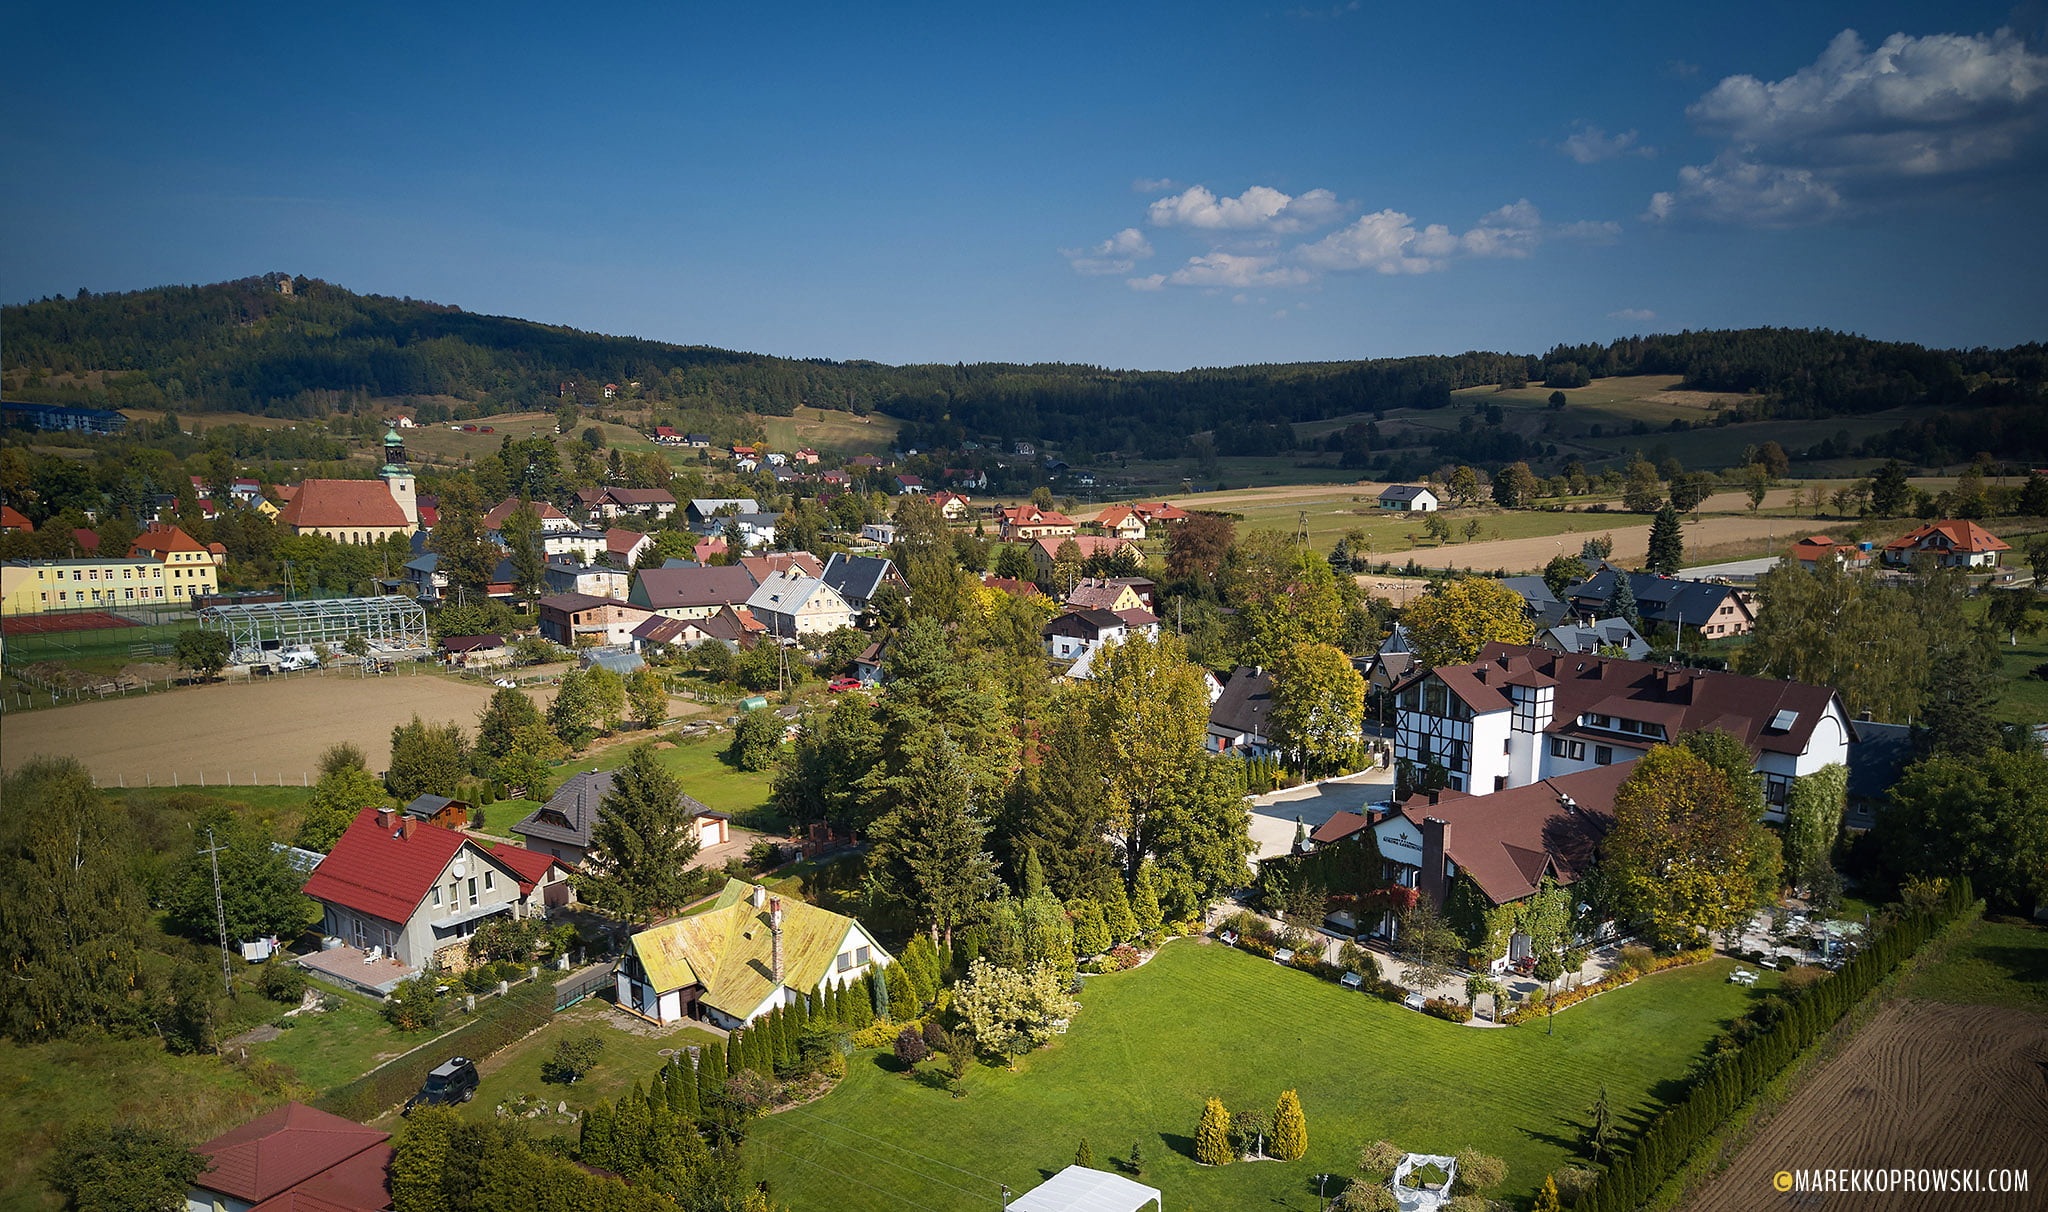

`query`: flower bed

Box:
[1501,948,1713,1025]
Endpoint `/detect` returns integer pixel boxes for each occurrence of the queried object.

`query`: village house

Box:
[1378,484,1439,512]
[402,793,473,830]
[1092,506,1147,541]
[542,556,631,600]
[1565,570,1755,639]
[127,523,222,601]
[1540,616,1651,659]
[1882,519,2010,569]
[299,807,567,990]
[1131,502,1190,526]
[630,606,763,656]
[590,487,677,521]
[0,505,31,533]
[893,474,924,495]
[740,551,826,582]
[1063,576,1144,613]
[440,633,510,668]
[1393,644,1856,819]
[1791,535,1876,572]
[185,1102,393,1212]
[998,504,1076,542]
[821,552,906,617]
[1029,534,1131,579]
[513,769,730,867]
[482,496,576,534]
[535,592,654,647]
[746,570,856,638]
[1041,606,1159,660]
[944,467,988,489]
[629,564,760,620]
[619,880,891,1029]
[928,490,973,520]
[1208,665,1276,753]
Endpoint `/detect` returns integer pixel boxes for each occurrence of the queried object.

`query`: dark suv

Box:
[406,1057,479,1112]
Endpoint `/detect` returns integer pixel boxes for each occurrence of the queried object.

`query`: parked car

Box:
[826,676,862,692]
[405,1057,479,1112]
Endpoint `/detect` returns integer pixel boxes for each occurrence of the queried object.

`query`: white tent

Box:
[1391,1152,1459,1212]
[1008,1165,1163,1212]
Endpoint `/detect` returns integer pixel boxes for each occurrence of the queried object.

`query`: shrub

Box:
[1109,945,1142,971]
[1780,964,1828,996]
[462,966,498,994]
[381,974,445,1031]
[1195,1097,1232,1166]
[1287,948,1322,972]
[1337,1184,1397,1212]
[540,1030,605,1084]
[922,1020,948,1054]
[1375,982,1408,1003]
[1271,1089,1307,1161]
[1453,1149,1507,1193]
[1618,943,1655,976]
[1423,997,1473,1024]
[258,960,308,1003]
[850,1018,902,1050]
[1337,941,1379,982]
[893,1025,928,1066]
[1551,1166,1601,1205]
[1359,1139,1404,1180]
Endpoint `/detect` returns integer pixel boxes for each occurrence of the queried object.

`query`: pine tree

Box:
[1645,505,1683,575]
[665,1058,697,1117]
[1607,572,1641,631]
[1129,1139,1143,1177]
[612,1088,652,1175]
[1271,1089,1307,1161]
[1130,863,1164,933]
[886,962,916,1016]
[1195,1097,1233,1166]
[1023,847,1046,896]
[1533,1174,1563,1212]
[1587,1084,1613,1162]
[1075,1137,1095,1169]
[392,1106,457,1209]
[870,969,890,1020]
[576,744,702,925]
[696,1042,727,1112]
[1102,881,1137,942]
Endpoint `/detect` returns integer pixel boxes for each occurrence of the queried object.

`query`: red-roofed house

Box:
[1092,506,1147,541]
[591,487,677,521]
[998,505,1076,542]
[605,527,654,568]
[1029,534,1130,579]
[187,1101,392,1212]
[277,480,416,543]
[1132,502,1190,524]
[1882,519,2010,569]
[1790,535,1873,572]
[300,807,557,984]
[0,505,31,534]
[927,490,972,520]
[129,523,220,603]
[482,496,574,533]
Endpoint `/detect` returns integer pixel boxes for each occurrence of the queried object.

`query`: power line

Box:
[781,1106,1006,1188]
[755,1138,964,1212]
[769,1119,993,1202]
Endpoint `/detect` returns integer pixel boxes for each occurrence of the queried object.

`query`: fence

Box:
[555,962,617,1011]
[314,980,556,1121]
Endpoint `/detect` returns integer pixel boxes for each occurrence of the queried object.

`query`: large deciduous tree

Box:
[40,1123,206,1212]
[1872,750,2048,913]
[1269,641,1366,778]
[1608,746,1775,948]
[1400,577,1535,669]
[164,812,319,943]
[952,958,1079,1067]
[0,757,150,1040]
[574,744,700,924]
[173,629,232,681]
[1166,512,1236,581]
[385,715,469,801]
[1223,531,1346,670]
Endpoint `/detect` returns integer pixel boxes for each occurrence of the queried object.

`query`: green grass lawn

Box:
[1901,916,2048,1012]
[454,999,723,1136]
[749,942,1772,1211]
[549,736,777,827]
[253,987,417,1092]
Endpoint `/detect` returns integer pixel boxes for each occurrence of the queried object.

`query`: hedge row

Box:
[1575,879,1977,1212]
[1498,948,1712,1025]
[313,982,555,1121]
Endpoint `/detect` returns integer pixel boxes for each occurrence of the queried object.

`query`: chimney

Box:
[376,808,396,830]
[399,818,416,839]
[1419,816,1452,906]
[750,883,768,909]
[769,897,785,983]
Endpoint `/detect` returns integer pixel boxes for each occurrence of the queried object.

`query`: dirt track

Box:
[1,671,549,785]
[1685,1000,2048,1212]
[1405,509,1818,575]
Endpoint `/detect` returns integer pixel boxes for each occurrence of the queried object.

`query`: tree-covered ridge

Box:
[6,276,2043,457]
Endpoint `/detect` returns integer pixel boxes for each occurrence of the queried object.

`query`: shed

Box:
[1006,1165,1163,1212]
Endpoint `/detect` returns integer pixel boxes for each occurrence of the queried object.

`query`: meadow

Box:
[749,941,1775,1211]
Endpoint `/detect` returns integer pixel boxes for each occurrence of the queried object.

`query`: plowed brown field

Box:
[1686,1000,2048,1212]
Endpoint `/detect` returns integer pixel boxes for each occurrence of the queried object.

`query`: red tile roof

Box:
[129,522,207,555]
[301,808,515,925]
[1884,519,2009,555]
[485,841,570,893]
[0,505,32,532]
[483,496,568,529]
[740,552,825,581]
[71,527,98,552]
[1030,535,1126,561]
[195,1102,389,1205]
[278,480,408,529]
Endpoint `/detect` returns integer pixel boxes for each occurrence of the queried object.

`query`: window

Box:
[1502,737,1512,754]
[468,877,478,905]
[484,871,494,891]
[1764,774,1792,807]
[433,887,441,907]
[1595,745,1613,766]
[855,945,872,966]
[835,951,853,972]
[1493,776,1507,792]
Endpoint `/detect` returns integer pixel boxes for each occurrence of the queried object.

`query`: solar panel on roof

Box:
[1770,708,1799,730]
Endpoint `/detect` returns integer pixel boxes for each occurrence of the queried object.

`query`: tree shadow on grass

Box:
[1162,1132,1197,1161]
[1976,943,2048,988]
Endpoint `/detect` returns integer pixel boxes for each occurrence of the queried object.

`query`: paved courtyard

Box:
[1244,765,1395,861]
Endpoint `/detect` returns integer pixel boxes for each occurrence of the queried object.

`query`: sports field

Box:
[750,941,1771,1211]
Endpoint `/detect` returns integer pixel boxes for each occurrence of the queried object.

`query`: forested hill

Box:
[5,275,2043,459]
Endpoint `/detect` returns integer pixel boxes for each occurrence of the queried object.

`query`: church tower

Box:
[380,428,418,528]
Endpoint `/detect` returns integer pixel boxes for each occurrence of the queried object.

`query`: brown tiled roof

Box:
[194,1101,389,1204]
[1310,810,1369,845]
[1392,762,1631,905]
[1406,645,1844,759]
[129,523,205,555]
[740,552,825,582]
[277,480,407,529]
[633,565,758,611]
[1030,535,1126,561]
[1065,578,1131,610]
[483,496,567,529]
[603,487,676,506]
[1884,519,2009,555]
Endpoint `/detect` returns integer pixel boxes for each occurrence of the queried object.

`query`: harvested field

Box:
[1,670,548,784]
[1686,1000,2048,1212]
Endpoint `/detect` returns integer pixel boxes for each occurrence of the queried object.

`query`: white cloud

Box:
[1164,251,1315,289]
[1646,152,1845,226]
[1125,274,1166,292]
[1459,199,1545,258]
[1060,227,1155,276]
[1297,209,1446,275]
[1652,27,2048,224]
[1609,308,1657,324]
[1132,177,1181,192]
[1146,184,1347,233]
[1559,122,1656,163]
[1553,219,1624,244]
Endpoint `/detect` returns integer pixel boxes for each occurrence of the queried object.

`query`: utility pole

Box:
[200,827,233,997]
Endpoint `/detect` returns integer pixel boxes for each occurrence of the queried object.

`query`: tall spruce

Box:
[865,730,1002,944]
[574,744,701,925]
[1645,505,1683,576]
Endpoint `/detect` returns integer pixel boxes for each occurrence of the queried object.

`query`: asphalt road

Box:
[1244,766,1396,862]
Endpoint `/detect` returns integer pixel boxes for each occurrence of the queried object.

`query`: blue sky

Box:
[4,1,2044,369]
